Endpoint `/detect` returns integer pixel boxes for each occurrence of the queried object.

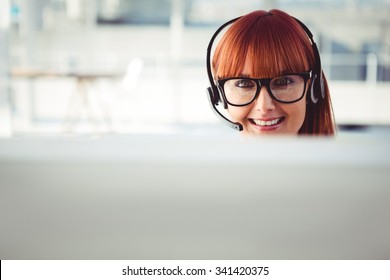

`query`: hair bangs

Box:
[248,18,312,78]
[213,10,314,80]
[212,21,252,79]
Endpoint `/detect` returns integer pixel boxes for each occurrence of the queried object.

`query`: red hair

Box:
[212,9,335,135]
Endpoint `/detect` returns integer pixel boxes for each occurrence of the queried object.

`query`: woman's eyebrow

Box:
[237,73,251,78]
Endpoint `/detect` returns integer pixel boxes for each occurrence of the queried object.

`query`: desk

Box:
[10,69,123,133]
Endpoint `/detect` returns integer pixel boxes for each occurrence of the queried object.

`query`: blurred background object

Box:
[1,0,390,136]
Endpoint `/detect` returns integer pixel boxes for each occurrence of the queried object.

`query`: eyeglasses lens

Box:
[223,75,305,105]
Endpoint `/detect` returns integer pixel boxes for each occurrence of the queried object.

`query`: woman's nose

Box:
[253,86,276,112]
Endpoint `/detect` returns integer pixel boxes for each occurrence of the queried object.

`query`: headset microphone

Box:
[206,87,243,131]
[206,17,243,131]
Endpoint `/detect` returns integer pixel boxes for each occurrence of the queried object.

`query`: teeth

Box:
[253,118,281,126]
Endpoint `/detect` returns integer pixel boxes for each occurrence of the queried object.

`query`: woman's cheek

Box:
[227,106,251,123]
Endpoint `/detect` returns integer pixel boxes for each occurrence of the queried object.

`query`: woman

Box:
[207,9,336,136]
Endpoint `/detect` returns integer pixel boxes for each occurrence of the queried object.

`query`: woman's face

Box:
[226,60,307,136]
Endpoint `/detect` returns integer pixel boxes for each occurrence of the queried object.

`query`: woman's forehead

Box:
[237,54,299,78]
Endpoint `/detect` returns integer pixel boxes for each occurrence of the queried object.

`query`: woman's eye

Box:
[235,79,255,88]
[274,77,293,86]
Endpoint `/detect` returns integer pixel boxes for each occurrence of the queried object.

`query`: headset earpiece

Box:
[217,85,228,109]
[310,69,325,103]
[293,17,325,104]
[207,87,217,105]
[209,83,226,107]
[310,74,319,104]
[319,70,325,99]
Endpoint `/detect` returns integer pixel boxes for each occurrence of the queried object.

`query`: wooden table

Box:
[10,68,124,132]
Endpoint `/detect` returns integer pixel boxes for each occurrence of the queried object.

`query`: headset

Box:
[206,14,325,131]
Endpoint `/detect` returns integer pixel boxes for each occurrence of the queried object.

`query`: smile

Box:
[251,117,284,127]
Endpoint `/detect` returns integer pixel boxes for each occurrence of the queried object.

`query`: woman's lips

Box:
[249,117,285,130]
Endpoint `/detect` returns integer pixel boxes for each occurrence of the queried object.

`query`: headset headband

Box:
[206,17,241,88]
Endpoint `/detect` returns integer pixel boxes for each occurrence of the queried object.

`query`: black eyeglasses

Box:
[217,72,311,106]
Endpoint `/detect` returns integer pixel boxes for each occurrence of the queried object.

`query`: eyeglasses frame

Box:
[217,71,312,107]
